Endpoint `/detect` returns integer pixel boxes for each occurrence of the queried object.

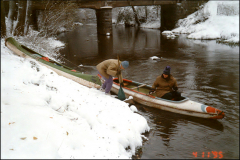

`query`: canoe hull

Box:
[111,79,225,119]
[5,37,101,89]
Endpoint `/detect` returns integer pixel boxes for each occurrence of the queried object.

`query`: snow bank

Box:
[14,32,65,63]
[162,31,179,39]
[172,1,239,43]
[150,56,161,60]
[141,20,160,29]
[1,39,150,159]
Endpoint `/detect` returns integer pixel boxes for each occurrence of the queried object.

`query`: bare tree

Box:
[4,0,79,37]
[7,0,18,35]
[145,6,148,19]
[38,1,79,37]
[1,0,6,37]
[24,0,34,35]
[14,0,27,36]
[4,1,9,17]
[131,6,140,26]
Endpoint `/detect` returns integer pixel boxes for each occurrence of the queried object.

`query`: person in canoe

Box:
[149,66,182,101]
[96,59,129,95]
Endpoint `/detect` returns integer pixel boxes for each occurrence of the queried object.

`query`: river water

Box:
[57,22,239,159]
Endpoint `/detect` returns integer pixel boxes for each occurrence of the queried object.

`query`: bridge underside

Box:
[30,0,204,35]
[76,0,177,9]
[31,1,178,10]
[94,6,178,34]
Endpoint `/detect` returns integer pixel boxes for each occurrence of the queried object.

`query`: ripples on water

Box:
[57,23,239,159]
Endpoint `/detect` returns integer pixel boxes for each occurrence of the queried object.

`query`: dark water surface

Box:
[57,22,239,159]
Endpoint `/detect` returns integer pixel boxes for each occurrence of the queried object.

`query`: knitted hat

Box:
[121,61,129,69]
[163,66,171,75]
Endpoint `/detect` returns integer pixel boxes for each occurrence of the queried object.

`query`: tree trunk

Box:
[24,0,34,35]
[4,1,9,17]
[1,1,6,38]
[14,0,27,36]
[31,9,39,31]
[157,5,160,18]
[145,6,148,20]
[131,6,140,26]
[8,0,18,35]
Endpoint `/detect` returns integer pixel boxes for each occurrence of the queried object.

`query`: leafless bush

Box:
[38,1,79,37]
[116,7,134,25]
[116,6,160,26]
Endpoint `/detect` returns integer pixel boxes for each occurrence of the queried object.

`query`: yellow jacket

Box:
[96,59,122,79]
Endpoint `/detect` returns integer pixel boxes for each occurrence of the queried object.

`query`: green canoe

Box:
[5,37,102,89]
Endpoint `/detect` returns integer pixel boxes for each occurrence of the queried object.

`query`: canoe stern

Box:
[206,106,225,119]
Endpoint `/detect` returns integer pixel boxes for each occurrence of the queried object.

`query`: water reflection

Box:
[113,26,161,60]
[58,25,99,66]
[58,25,162,65]
[97,34,113,57]
[137,104,224,133]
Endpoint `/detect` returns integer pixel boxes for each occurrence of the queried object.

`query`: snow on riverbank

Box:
[172,1,239,43]
[141,20,160,29]
[1,38,150,159]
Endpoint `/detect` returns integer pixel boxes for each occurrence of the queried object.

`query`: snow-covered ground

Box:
[141,20,160,29]
[172,1,239,43]
[1,39,150,159]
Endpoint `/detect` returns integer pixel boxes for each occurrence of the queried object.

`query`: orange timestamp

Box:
[192,151,223,158]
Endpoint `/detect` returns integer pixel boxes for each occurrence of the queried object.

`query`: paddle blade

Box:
[117,85,126,100]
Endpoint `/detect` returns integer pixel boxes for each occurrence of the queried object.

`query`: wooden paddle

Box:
[131,84,147,90]
[117,55,123,84]
[117,55,126,100]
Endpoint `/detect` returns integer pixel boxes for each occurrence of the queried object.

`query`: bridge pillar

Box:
[95,7,112,35]
[160,4,178,32]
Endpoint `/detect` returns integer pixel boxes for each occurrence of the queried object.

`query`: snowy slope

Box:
[172,1,239,43]
[1,39,150,159]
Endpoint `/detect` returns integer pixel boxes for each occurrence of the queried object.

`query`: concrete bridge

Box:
[30,0,207,35]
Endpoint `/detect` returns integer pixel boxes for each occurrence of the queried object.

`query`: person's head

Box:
[121,61,129,69]
[163,66,171,78]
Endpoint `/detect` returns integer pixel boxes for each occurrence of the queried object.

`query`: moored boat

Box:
[5,37,102,89]
[111,78,225,119]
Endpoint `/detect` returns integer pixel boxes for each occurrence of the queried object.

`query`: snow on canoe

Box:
[111,78,225,119]
[5,37,101,89]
